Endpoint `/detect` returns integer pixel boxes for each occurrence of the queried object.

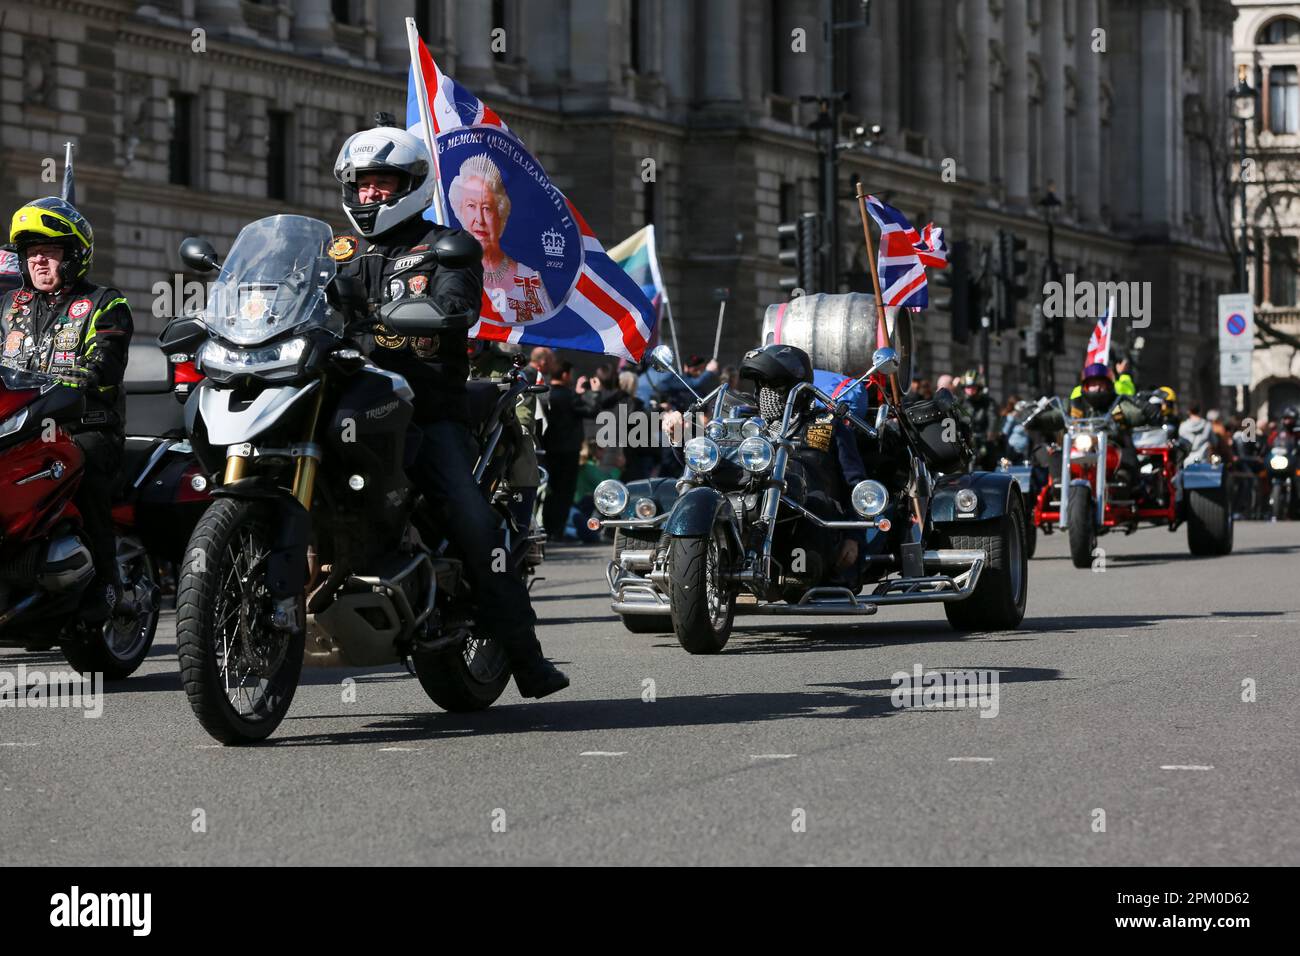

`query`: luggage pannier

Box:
[903,389,973,472]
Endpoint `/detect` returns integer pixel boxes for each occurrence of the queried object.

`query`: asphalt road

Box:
[2,522,1298,866]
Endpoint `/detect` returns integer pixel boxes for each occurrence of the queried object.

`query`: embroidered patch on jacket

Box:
[14,290,33,304]
[68,298,92,320]
[3,331,22,356]
[374,324,407,350]
[388,278,405,301]
[328,235,358,261]
[413,336,439,358]
[408,275,428,296]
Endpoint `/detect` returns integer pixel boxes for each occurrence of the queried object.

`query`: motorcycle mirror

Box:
[649,345,675,372]
[869,347,900,378]
[179,237,220,274]
[434,231,483,270]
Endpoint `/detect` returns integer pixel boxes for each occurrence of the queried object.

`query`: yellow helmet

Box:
[9,197,94,284]
[1156,385,1178,415]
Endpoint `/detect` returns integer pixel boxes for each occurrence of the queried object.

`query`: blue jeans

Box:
[408,420,544,667]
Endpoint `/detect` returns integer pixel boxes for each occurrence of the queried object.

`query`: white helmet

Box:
[333,122,435,238]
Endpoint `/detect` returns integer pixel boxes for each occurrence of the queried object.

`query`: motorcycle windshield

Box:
[201,216,337,346]
[0,366,53,393]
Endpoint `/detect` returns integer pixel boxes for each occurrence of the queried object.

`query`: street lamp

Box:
[1229,65,1257,294]
[1037,182,1063,393]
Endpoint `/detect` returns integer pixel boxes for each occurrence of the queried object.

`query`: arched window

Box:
[1258,17,1300,45]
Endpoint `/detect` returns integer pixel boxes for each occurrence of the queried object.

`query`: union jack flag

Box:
[865,196,948,309]
[405,32,655,360]
[1084,300,1113,368]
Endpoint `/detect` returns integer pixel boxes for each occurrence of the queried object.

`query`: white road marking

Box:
[948,757,995,762]
[1160,764,1214,771]
[580,751,627,756]
[378,747,422,752]
[750,753,798,759]
[0,742,38,747]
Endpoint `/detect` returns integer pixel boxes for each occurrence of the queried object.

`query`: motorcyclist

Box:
[1267,406,1299,448]
[741,344,867,582]
[1,197,133,621]
[1068,362,1148,485]
[958,369,998,468]
[330,116,567,699]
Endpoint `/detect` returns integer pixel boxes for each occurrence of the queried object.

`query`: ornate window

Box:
[1269,66,1300,133]
[1258,17,1300,45]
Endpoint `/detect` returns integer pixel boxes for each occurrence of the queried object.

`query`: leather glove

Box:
[55,364,101,388]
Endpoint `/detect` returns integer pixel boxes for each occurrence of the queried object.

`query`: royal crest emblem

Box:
[328,235,358,262]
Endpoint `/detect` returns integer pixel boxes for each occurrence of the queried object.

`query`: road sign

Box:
[1217,293,1254,388]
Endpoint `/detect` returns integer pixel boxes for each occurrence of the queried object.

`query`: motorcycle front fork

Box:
[220,386,325,512]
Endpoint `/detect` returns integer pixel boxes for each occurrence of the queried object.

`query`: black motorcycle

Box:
[593,344,1028,653]
[1268,431,1299,520]
[164,215,542,743]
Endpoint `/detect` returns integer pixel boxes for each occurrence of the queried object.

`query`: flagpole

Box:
[711,299,726,363]
[62,142,75,204]
[406,17,447,226]
[854,182,902,405]
[661,295,683,372]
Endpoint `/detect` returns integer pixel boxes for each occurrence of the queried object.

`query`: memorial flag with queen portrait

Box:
[404,23,656,361]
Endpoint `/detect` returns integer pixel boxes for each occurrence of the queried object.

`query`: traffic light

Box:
[778,220,799,293]
[935,240,970,343]
[995,230,1029,331]
[797,212,820,292]
[778,212,820,294]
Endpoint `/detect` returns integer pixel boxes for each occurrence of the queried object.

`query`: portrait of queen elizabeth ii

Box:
[448,152,554,323]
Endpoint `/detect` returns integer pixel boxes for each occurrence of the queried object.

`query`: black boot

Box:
[513,658,570,699]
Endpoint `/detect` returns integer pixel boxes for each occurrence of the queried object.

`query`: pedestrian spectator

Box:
[541,360,596,543]
[571,443,624,542]
[935,373,954,395]
[1179,402,1213,458]
[1000,394,1029,460]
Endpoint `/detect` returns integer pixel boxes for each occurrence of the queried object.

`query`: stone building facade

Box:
[0,0,1236,405]
[1233,0,1300,419]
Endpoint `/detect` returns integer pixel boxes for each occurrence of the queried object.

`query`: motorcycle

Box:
[0,367,166,679]
[593,345,1028,653]
[996,396,1066,559]
[166,214,542,743]
[1038,396,1232,567]
[1267,432,1299,520]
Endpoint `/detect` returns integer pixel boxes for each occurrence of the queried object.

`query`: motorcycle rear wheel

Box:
[413,632,511,711]
[62,537,160,681]
[176,498,304,745]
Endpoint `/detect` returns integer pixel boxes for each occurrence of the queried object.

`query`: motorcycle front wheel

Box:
[413,631,511,711]
[176,498,304,745]
[668,527,736,654]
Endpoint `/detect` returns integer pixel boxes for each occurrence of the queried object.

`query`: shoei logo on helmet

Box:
[353,144,377,154]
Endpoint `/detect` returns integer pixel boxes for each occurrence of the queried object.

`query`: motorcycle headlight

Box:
[198,336,308,381]
[741,417,767,438]
[738,436,774,473]
[593,479,629,517]
[1072,433,1096,453]
[851,479,889,517]
[1271,454,1290,470]
[633,497,657,519]
[955,488,979,514]
[705,420,728,441]
[0,407,29,440]
[684,436,720,473]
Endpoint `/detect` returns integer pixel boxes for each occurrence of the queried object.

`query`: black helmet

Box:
[741,344,813,422]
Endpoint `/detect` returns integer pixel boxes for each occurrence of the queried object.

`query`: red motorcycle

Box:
[0,366,166,679]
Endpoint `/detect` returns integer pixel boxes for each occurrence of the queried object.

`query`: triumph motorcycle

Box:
[167,214,541,744]
[594,344,1028,653]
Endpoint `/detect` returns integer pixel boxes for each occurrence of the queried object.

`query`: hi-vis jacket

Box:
[0,280,133,429]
